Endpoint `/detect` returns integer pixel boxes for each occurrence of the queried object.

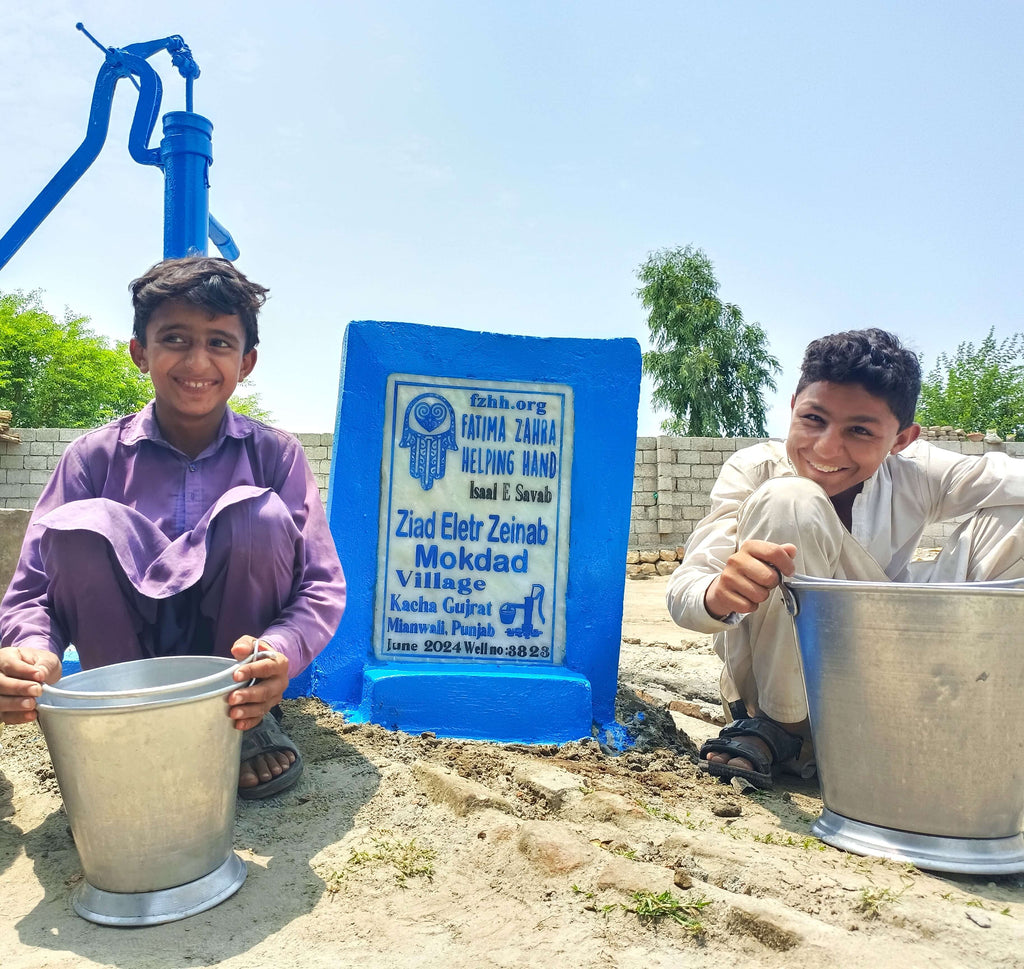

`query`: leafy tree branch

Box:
[915,328,1024,438]
[0,290,272,428]
[637,246,780,436]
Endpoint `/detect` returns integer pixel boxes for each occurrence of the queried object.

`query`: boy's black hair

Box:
[795,329,921,430]
[129,257,269,353]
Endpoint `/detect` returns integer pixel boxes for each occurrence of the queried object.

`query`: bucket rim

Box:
[38,646,261,706]
[780,572,1024,618]
[784,572,1024,595]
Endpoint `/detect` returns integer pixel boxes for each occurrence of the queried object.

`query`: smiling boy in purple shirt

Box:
[0,257,346,799]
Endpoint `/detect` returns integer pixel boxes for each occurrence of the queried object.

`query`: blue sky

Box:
[1,2,1022,437]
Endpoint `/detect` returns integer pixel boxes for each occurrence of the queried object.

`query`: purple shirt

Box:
[0,403,345,674]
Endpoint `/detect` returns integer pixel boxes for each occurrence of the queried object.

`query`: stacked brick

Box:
[294,432,334,506]
[0,411,18,444]
[4,428,1021,554]
[920,425,1017,445]
[630,438,659,546]
[628,435,765,551]
[0,428,334,510]
[920,425,969,442]
[625,547,685,578]
[626,433,1024,557]
[0,428,86,506]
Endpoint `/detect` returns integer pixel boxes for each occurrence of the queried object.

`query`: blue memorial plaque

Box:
[377,376,573,666]
[309,321,640,744]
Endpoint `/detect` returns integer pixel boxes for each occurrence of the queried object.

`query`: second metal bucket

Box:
[782,574,1024,873]
[36,654,249,925]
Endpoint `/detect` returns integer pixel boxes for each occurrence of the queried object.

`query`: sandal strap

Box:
[698,735,773,775]
[719,716,803,764]
[240,712,299,761]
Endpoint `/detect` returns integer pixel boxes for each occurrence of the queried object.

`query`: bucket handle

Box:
[770,565,799,617]
[40,641,265,701]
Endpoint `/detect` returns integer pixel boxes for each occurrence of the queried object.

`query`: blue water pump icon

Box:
[499,584,546,639]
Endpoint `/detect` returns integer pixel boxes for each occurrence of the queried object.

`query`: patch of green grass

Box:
[750,831,826,851]
[321,869,347,895]
[636,799,681,823]
[624,890,710,934]
[325,834,437,890]
[636,799,707,830]
[856,885,903,918]
[952,896,1012,916]
[574,884,711,934]
[720,826,825,850]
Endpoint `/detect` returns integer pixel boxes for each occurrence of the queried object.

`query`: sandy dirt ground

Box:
[2,574,1022,968]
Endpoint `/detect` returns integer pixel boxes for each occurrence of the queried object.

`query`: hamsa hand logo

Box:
[400,393,458,490]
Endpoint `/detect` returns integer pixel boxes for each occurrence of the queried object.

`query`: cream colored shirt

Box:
[666,439,1024,634]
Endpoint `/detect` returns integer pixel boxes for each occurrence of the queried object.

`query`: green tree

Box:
[0,291,152,427]
[0,290,274,428]
[637,246,780,436]
[916,328,1024,438]
[229,381,273,422]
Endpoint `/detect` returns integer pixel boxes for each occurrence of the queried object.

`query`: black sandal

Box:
[238,712,304,800]
[698,717,803,790]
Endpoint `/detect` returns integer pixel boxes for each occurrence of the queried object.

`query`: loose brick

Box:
[517,821,592,874]
[412,762,515,816]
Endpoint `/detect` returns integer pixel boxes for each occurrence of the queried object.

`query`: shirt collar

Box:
[120,401,254,457]
[857,455,890,500]
[776,439,797,475]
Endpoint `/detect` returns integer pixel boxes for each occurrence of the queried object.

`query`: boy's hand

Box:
[704,541,797,619]
[0,646,63,724]
[226,637,291,731]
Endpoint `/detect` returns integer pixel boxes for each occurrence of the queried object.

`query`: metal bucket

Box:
[782,574,1024,874]
[36,654,250,924]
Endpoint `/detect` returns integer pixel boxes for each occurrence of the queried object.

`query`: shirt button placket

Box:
[185,461,201,529]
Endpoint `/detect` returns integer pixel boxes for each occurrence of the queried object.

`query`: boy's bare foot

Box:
[704,735,771,773]
[237,712,304,799]
[238,748,297,789]
[698,716,808,789]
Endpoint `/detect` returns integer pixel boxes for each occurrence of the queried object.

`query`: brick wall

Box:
[628,435,1024,552]
[629,436,766,550]
[291,433,335,506]
[4,430,1020,554]
[0,429,334,509]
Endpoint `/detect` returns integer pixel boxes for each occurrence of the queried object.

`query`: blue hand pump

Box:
[0,22,238,273]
